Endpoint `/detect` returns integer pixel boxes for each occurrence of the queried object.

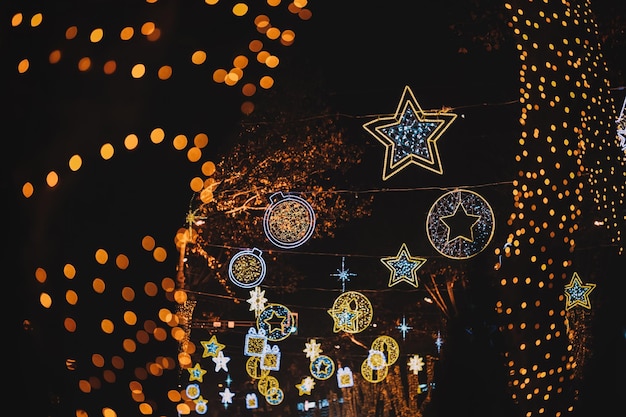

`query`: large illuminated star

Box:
[363,85,457,180]
[200,335,225,358]
[564,272,596,310]
[380,243,427,288]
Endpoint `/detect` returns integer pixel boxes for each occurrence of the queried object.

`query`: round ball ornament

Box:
[263,192,316,249]
[228,247,266,288]
[185,383,201,400]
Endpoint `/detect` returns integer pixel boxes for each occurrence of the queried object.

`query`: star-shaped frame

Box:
[200,335,225,358]
[363,85,457,180]
[564,272,596,310]
[380,243,427,288]
[187,362,208,382]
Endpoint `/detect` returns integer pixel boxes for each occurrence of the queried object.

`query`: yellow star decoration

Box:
[362,85,457,180]
[296,376,316,396]
[564,272,596,310]
[328,301,360,333]
[200,335,225,358]
[380,243,427,288]
[187,362,207,382]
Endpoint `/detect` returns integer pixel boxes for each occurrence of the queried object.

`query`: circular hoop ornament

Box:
[257,303,293,341]
[361,357,389,383]
[265,386,284,405]
[328,291,373,333]
[371,335,400,366]
[426,189,495,259]
[263,192,316,249]
[228,248,266,288]
[246,356,271,380]
[257,375,280,396]
[310,354,335,380]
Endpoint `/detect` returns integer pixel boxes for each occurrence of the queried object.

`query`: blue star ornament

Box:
[564,272,596,310]
[363,85,457,180]
[380,243,427,288]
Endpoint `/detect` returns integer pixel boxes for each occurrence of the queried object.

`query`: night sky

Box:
[8,1,626,417]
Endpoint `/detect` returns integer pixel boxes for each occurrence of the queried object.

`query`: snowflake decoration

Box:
[247,286,268,318]
[303,338,323,361]
[408,354,425,375]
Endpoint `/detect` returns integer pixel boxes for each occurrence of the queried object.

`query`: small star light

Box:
[435,330,443,353]
[380,243,427,288]
[212,351,231,372]
[296,376,316,395]
[408,354,425,375]
[397,315,413,340]
[219,387,235,407]
[362,85,457,180]
[303,338,323,361]
[187,362,207,382]
[247,286,268,318]
[564,272,597,310]
[200,335,225,358]
[330,256,357,292]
